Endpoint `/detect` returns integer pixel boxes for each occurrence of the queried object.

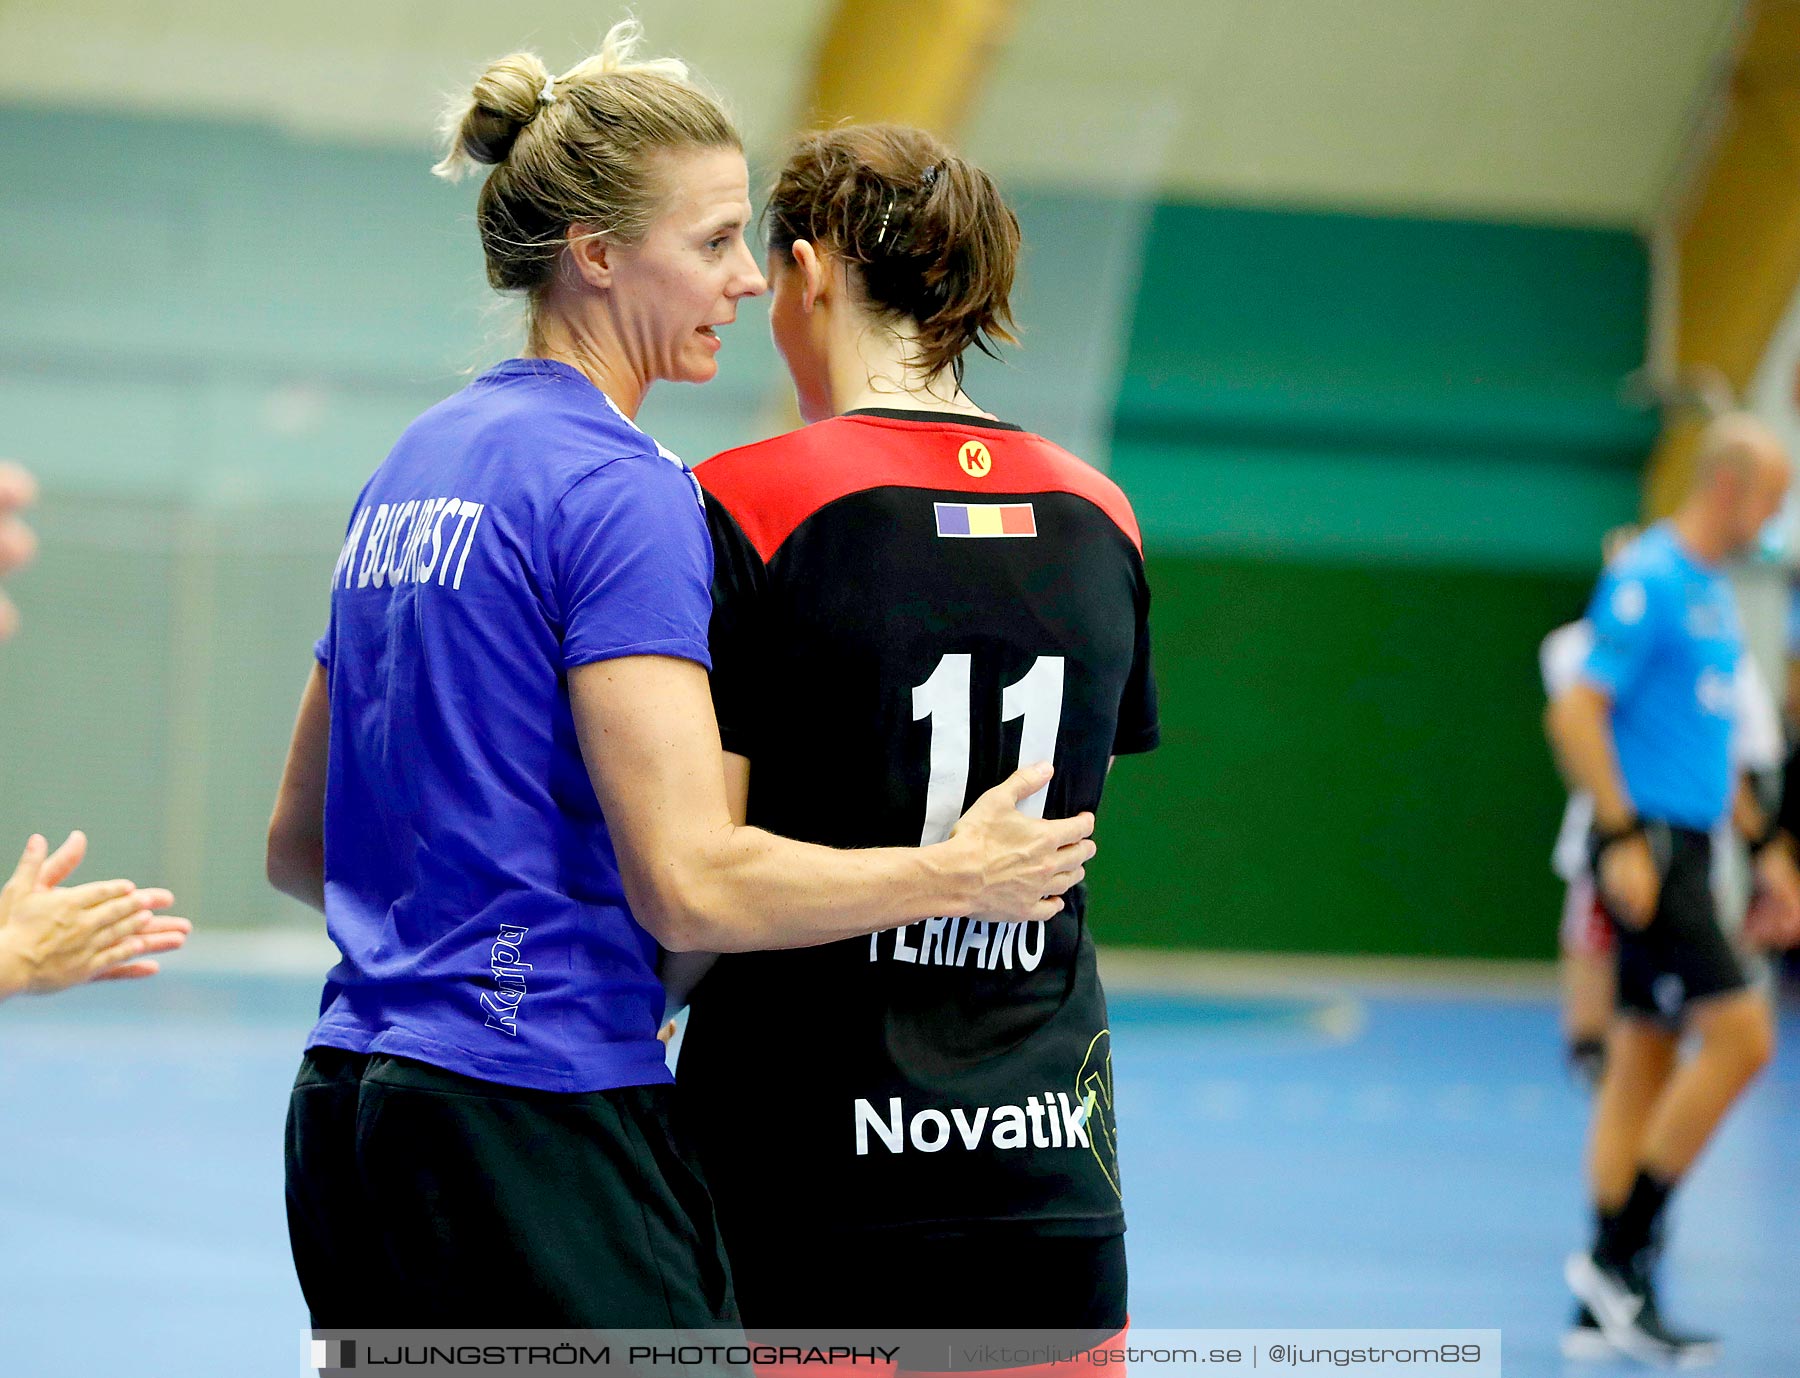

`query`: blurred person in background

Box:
[0,460,37,642]
[1548,414,1800,1365]
[1541,525,1641,1090]
[1779,574,1800,993]
[1775,573,1800,863]
[0,461,190,1000]
[267,25,1092,1330]
[1541,524,1784,1096]
[671,124,1154,1353]
[1542,529,1786,1365]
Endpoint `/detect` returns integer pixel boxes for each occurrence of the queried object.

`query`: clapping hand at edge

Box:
[0,831,192,998]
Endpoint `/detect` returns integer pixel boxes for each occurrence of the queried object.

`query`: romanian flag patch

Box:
[934,502,1037,538]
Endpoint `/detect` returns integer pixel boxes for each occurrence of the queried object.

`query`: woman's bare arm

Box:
[571,656,1093,954]
[656,750,747,1015]
[267,664,329,913]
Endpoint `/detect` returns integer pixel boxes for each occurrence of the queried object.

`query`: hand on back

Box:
[948,763,1096,924]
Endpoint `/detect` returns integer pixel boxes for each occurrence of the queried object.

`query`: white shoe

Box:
[1560,1309,1614,1362]
[1565,1250,1719,1368]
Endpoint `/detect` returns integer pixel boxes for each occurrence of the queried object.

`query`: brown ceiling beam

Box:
[799,0,1021,132]
[752,0,1023,435]
[1645,0,1800,516]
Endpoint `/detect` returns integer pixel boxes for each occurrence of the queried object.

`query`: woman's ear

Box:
[791,239,825,312]
[567,225,614,289]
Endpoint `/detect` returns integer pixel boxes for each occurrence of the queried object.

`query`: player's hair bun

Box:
[427,19,740,311]
[767,124,1021,381]
[433,52,554,181]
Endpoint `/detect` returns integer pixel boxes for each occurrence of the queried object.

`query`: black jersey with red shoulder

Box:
[678,408,1158,1246]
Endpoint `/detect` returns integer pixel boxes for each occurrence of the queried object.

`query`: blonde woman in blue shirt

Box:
[267,21,1093,1330]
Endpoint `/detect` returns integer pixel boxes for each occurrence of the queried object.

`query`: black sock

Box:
[1595,1169,1675,1266]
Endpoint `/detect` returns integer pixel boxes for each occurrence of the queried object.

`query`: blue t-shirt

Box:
[1580,522,1742,832]
[308,358,713,1093]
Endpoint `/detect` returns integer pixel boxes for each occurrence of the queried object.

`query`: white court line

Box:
[1097,946,1559,1002]
[161,928,1562,1000]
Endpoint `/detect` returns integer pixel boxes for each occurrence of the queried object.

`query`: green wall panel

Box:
[1115,200,1654,569]
[1123,202,1650,446]
[1112,436,1640,571]
[1087,554,1583,959]
[1090,200,1652,958]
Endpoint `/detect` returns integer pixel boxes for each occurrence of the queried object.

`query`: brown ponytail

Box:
[767,124,1020,380]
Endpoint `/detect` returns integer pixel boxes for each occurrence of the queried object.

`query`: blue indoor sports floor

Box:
[1,957,1795,1376]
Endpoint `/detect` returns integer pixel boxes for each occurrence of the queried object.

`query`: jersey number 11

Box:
[912,654,1065,845]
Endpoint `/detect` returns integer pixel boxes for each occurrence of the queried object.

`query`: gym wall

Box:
[0,107,1651,956]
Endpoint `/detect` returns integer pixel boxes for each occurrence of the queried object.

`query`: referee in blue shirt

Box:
[1550,414,1800,1364]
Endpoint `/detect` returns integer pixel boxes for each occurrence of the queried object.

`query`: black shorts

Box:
[723,1226,1126,1335]
[284,1048,739,1328]
[1593,823,1748,1025]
